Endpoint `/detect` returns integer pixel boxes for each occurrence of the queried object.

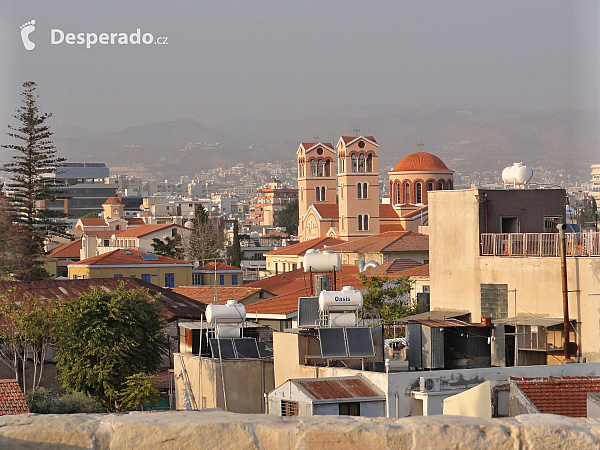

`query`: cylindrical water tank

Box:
[206,300,246,324]
[304,249,341,273]
[502,162,533,186]
[319,286,363,311]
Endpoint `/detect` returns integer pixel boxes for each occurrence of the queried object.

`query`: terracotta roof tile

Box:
[392,152,452,172]
[79,218,108,226]
[103,197,124,205]
[340,136,378,145]
[116,224,187,238]
[402,205,428,219]
[125,217,146,226]
[363,259,426,276]
[313,204,339,220]
[265,236,345,257]
[173,286,271,305]
[196,262,242,272]
[0,278,205,321]
[511,376,600,418]
[325,231,428,253]
[245,291,302,316]
[48,239,82,259]
[0,380,28,415]
[379,203,401,219]
[246,265,360,297]
[70,249,190,266]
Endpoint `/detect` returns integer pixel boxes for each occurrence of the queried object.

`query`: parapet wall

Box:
[0,410,598,449]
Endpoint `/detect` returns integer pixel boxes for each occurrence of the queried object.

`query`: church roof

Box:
[392,152,452,172]
[102,197,124,205]
[313,203,339,220]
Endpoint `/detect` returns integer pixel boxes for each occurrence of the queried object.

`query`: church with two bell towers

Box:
[297,135,454,242]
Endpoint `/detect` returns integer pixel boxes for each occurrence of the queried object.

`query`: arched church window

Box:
[358,154,366,172]
[351,154,358,172]
[395,182,401,204]
[324,159,331,177]
[310,160,317,177]
[366,154,373,172]
[404,183,411,204]
[438,180,445,190]
[427,181,434,192]
[416,182,422,204]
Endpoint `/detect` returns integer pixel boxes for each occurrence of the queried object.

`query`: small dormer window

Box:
[113,208,118,215]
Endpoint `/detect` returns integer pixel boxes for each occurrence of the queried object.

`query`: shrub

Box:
[24,387,105,414]
[25,387,54,414]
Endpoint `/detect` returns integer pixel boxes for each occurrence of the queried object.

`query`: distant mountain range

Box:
[51,106,600,181]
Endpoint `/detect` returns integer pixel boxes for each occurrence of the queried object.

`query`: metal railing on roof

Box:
[480,232,600,257]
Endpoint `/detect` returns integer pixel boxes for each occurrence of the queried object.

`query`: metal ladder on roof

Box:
[178,354,197,410]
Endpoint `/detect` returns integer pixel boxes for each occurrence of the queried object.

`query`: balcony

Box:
[480,232,600,257]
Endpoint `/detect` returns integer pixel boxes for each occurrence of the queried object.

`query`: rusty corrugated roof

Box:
[0,278,205,321]
[296,376,384,401]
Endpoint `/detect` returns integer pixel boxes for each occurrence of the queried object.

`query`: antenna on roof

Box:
[417,141,424,148]
[353,128,360,136]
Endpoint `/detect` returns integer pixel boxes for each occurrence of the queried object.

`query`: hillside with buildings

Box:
[52,107,600,183]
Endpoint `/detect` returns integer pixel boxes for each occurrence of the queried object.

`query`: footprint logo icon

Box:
[20,20,36,51]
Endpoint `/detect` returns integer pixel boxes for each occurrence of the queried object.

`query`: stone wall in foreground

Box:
[0,410,598,449]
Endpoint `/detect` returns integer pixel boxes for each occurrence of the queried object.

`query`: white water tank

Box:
[206,300,246,324]
[319,286,363,312]
[502,162,533,186]
[304,249,341,273]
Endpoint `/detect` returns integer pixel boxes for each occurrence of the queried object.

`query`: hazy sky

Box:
[1,1,599,133]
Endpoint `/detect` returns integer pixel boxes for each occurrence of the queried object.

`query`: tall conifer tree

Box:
[2,81,67,255]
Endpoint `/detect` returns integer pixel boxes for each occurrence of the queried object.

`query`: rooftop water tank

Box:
[304,249,341,273]
[319,286,363,312]
[502,162,533,186]
[206,300,246,324]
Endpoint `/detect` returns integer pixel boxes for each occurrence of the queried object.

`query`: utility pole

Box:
[557,223,570,360]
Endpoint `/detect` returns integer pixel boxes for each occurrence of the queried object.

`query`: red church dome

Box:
[392,152,451,172]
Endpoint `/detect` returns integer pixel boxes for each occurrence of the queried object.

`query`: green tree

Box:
[579,196,598,230]
[230,220,242,268]
[277,199,298,235]
[2,82,67,278]
[357,273,418,324]
[0,197,39,280]
[119,373,161,411]
[80,212,99,219]
[54,284,169,411]
[151,235,182,259]
[0,296,60,392]
[183,204,222,263]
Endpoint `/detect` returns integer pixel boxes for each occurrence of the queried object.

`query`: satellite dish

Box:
[193,261,200,269]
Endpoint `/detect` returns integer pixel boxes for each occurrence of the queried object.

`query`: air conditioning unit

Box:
[419,376,441,392]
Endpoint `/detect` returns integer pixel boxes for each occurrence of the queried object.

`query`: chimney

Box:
[117,192,122,202]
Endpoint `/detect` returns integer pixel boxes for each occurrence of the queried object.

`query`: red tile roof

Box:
[313,204,339,220]
[340,136,378,145]
[300,142,334,151]
[363,259,426,276]
[392,152,452,172]
[70,249,190,266]
[116,224,187,238]
[402,205,428,219]
[265,236,345,257]
[245,291,301,316]
[0,278,205,321]
[379,203,401,219]
[103,197,124,205]
[79,218,108,227]
[196,262,242,272]
[325,231,429,253]
[246,265,360,297]
[125,217,146,226]
[47,239,82,259]
[173,286,271,305]
[0,380,29,415]
[296,377,384,400]
[511,376,600,418]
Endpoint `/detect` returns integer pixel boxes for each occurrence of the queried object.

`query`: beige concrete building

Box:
[428,188,600,362]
